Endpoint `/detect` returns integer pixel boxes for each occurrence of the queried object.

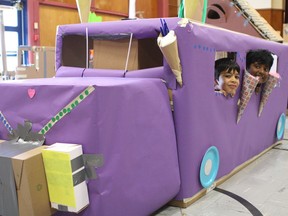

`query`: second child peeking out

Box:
[246,49,274,94]
[214,58,240,98]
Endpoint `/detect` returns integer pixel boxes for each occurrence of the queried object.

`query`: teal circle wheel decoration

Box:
[277,113,286,140]
[200,146,220,188]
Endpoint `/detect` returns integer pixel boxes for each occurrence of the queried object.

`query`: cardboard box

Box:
[0,142,53,216]
[16,46,56,79]
[0,76,181,215]
[93,37,163,71]
[61,35,93,68]
[42,143,89,213]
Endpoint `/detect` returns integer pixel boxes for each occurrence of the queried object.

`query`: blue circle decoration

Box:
[276,113,286,140]
[200,146,220,188]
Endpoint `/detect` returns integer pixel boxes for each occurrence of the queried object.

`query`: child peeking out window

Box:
[214,57,240,98]
[246,49,274,94]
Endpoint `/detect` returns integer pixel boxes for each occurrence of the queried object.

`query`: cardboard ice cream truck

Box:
[0,17,287,215]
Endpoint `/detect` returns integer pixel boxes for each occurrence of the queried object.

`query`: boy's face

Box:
[247,62,269,84]
[217,69,240,97]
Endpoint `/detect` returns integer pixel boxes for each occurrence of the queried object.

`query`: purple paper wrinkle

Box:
[125,66,164,78]
[124,65,176,89]
[83,68,125,77]
[57,65,177,89]
[56,66,85,77]
[56,18,180,39]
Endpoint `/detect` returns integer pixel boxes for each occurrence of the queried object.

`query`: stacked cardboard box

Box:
[0,141,53,216]
[42,143,89,213]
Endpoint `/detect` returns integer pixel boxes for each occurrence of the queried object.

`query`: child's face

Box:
[218,69,240,97]
[247,62,269,83]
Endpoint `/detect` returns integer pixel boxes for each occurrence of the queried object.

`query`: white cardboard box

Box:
[42,143,89,213]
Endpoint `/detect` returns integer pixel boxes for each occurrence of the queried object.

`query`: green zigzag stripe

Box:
[40,86,95,135]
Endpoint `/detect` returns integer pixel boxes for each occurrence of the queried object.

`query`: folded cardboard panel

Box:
[12,146,54,216]
[0,144,18,216]
[0,142,53,216]
[16,46,56,79]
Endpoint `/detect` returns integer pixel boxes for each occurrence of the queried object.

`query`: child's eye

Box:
[235,75,240,79]
[253,63,261,69]
[224,74,232,78]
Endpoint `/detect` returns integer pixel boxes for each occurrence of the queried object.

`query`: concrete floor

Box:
[153,121,288,216]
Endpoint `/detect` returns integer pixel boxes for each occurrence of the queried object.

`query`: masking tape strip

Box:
[57,205,68,212]
[0,111,13,134]
[40,86,95,135]
[73,168,86,186]
[72,154,104,180]
[71,155,85,172]
[83,154,104,179]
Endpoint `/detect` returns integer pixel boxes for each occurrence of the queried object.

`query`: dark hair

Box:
[214,58,240,80]
[246,49,274,70]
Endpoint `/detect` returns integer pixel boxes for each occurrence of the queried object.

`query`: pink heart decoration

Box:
[28,88,36,99]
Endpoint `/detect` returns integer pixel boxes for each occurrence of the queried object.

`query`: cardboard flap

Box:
[12,159,24,190]
[12,146,46,190]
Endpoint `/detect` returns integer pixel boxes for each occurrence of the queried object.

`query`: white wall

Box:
[246,0,283,9]
[246,0,271,9]
[272,0,284,9]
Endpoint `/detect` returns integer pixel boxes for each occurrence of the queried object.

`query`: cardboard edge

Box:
[11,159,24,190]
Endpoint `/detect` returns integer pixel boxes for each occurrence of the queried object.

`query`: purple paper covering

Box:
[125,64,177,89]
[83,68,125,77]
[172,22,288,199]
[125,66,164,78]
[56,66,84,77]
[0,77,180,215]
